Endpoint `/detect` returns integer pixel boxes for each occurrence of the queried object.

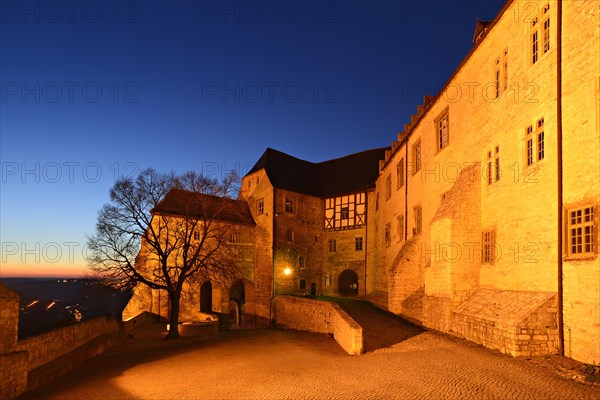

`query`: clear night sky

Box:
[0,0,505,277]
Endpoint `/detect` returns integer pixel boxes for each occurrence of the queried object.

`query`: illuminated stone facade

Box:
[369,0,599,364]
[126,0,599,365]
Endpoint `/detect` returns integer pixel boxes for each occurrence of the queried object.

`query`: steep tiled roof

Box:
[152,189,256,226]
[246,147,388,197]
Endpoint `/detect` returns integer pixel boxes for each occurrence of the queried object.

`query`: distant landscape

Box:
[1,278,131,338]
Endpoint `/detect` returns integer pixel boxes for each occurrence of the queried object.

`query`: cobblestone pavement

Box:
[328,297,423,352]
[24,325,599,400]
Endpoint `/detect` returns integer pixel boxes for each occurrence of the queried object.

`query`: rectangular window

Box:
[531,23,539,64]
[436,111,449,150]
[531,5,550,65]
[503,48,508,91]
[329,239,337,252]
[525,118,545,166]
[566,205,596,257]
[299,279,306,290]
[487,146,500,185]
[543,18,550,53]
[482,230,496,264]
[355,237,363,251]
[375,192,379,211]
[193,231,200,240]
[397,215,404,242]
[397,158,404,189]
[299,256,305,268]
[495,146,501,183]
[495,58,501,99]
[257,198,264,215]
[413,140,421,173]
[286,229,294,242]
[340,206,350,220]
[385,223,391,246]
[285,197,295,213]
[525,126,534,166]
[495,49,509,97]
[385,175,392,200]
[230,232,238,243]
[537,117,545,161]
[414,206,422,235]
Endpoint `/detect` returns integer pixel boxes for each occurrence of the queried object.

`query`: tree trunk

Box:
[166,290,181,340]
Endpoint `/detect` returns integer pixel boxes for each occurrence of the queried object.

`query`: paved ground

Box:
[24,324,599,400]
[328,297,423,352]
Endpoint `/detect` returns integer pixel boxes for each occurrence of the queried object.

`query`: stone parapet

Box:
[274,295,363,355]
[15,316,119,371]
[451,289,559,357]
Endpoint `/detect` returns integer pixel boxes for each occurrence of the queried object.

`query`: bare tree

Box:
[87,168,246,339]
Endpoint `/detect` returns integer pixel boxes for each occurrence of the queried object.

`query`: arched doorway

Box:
[229,280,245,328]
[200,281,212,313]
[338,269,359,297]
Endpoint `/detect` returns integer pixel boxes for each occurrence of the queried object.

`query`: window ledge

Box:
[563,254,598,262]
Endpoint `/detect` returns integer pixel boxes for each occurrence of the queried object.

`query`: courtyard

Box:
[23,323,599,400]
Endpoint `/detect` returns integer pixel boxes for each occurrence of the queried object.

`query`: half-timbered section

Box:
[324,193,366,230]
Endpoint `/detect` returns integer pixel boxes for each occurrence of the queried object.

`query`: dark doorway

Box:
[200,281,212,313]
[229,280,245,327]
[338,269,359,297]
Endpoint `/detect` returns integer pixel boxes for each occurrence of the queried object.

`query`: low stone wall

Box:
[16,316,119,371]
[0,284,19,352]
[123,311,155,334]
[0,285,125,400]
[27,333,120,392]
[274,296,363,355]
[422,295,453,332]
[181,321,219,339]
[451,289,559,357]
[0,350,28,399]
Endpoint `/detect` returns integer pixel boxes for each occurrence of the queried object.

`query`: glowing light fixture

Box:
[283,267,292,276]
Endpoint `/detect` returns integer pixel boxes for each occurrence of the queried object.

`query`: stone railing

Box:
[274,296,363,355]
[15,316,119,371]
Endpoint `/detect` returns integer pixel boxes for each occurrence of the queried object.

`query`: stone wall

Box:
[16,316,119,371]
[0,350,28,400]
[0,285,122,400]
[452,289,559,357]
[388,236,424,324]
[274,295,362,355]
[368,0,582,361]
[273,188,323,296]
[0,283,19,352]
[560,0,600,366]
[239,169,276,322]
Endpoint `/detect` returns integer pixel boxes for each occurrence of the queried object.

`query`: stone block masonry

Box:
[452,289,559,357]
[0,284,122,400]
[274,295,363,355]
[15,316,119,371]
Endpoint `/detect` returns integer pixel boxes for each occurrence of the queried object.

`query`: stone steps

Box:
[331,298,423,352]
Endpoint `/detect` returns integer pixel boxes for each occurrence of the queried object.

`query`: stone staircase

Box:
[329,298,423,353]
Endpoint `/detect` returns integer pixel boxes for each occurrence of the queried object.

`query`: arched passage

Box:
[229,280,245,328]
[200,281,212,313]
[338,269,359,297]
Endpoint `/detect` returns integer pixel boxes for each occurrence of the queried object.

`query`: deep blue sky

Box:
[0,0,505,276]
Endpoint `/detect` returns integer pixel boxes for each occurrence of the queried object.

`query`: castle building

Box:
[125,0,599,365]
